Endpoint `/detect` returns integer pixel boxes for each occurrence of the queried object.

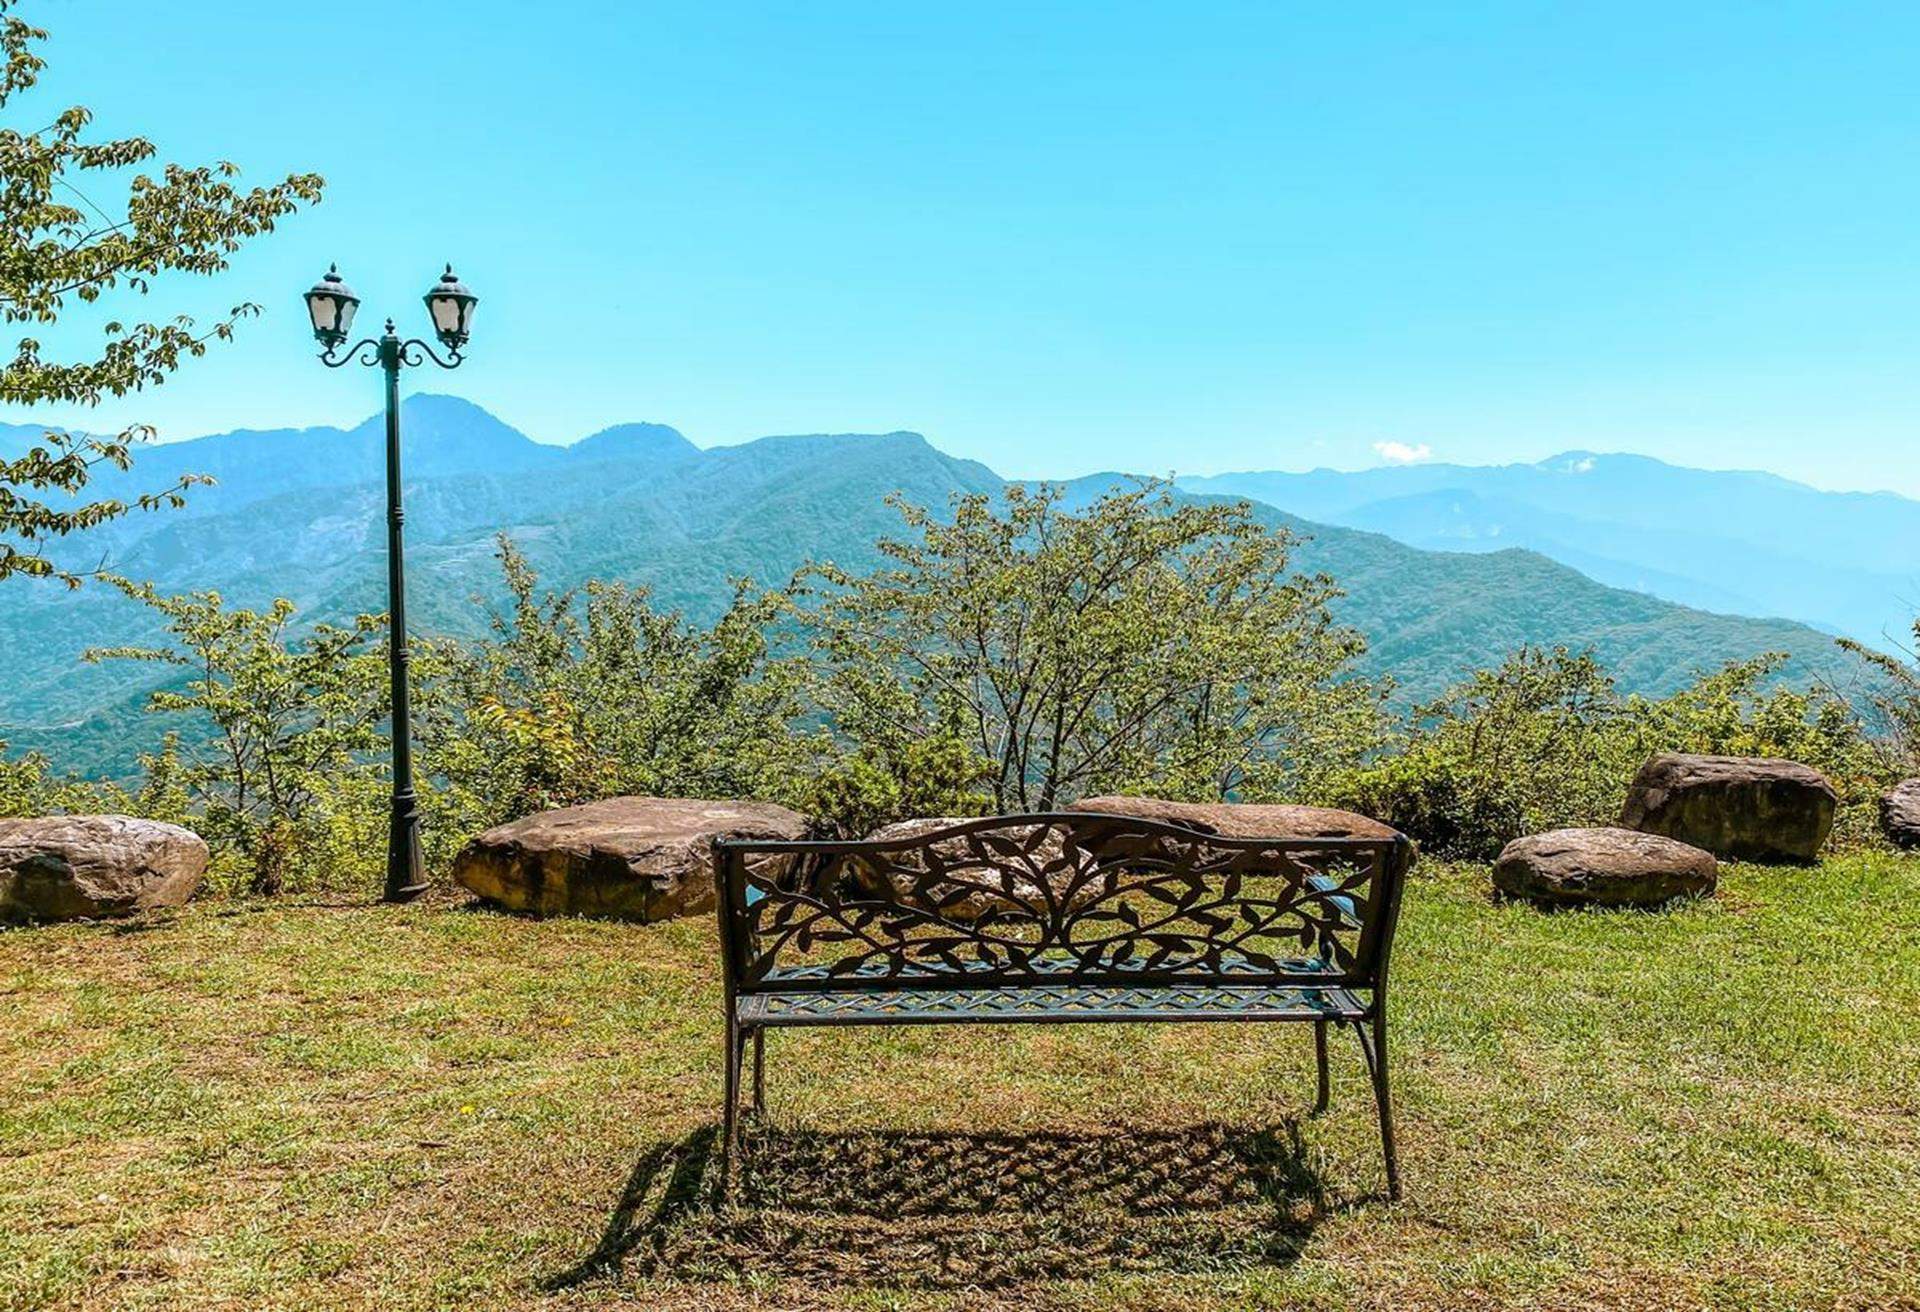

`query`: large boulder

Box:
[0,815,207,924]
[1494,827,1716,908]
[1881,780,1920,849]
[1618,754,1836,863]
[452,796,810,921]
[1071,795,1414,877]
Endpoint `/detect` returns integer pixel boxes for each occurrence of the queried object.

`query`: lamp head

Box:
[423,264,478,351]
[303,264,360,347]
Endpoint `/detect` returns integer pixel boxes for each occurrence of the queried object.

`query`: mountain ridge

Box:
[1179,451,1919,647]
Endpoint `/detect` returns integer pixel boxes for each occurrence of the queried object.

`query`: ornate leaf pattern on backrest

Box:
[729,816,1386,988]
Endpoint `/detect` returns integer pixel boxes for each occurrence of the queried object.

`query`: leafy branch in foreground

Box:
[0,0,322,585]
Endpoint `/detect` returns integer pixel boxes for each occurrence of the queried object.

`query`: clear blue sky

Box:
[14,1,1920,493]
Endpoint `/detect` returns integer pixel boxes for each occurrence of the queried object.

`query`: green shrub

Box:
[1329,647,1896,859]
[27,518,1907,893]
[0,741,111,818]
[795,704,994,836]
[414,536,822,848]
[1325,647,1632,858]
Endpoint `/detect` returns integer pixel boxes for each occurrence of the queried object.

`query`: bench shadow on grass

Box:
[548,1118,1329,1293]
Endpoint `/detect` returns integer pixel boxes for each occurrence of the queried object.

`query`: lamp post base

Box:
[385,790,428,903]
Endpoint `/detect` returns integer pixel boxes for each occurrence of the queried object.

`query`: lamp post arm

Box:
[317,338,464,371]
[396,338,465,370]
[317,338,384,368]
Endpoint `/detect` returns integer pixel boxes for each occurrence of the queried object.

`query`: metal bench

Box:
[713,812,1413,1198]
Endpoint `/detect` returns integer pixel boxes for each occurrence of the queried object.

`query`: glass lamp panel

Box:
[306,292,338,335]
[428,294,461,336]
[334,295,358,336]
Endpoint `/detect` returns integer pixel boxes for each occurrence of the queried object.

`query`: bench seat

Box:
[740,979,1370,1027]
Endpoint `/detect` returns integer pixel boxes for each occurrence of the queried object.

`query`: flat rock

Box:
[0,815,207,924]
[1494,827,1716,908]
[1881,779,1920,849]
[452,796,810,921]
[1072,795,1415,876]
[1618,754,1836,863]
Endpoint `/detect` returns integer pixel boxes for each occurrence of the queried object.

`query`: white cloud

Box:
[1372,440,1433,465]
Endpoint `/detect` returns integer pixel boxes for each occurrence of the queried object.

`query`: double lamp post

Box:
[302,264,479,903]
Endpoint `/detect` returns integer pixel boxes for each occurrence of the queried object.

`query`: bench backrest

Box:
[714,812,1410,998]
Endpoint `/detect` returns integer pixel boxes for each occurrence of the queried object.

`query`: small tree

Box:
[416,537,819,838]
[1839,626,1920,773]
[791,480,1384,823]
[1332,646,1634,857]
[1,2,322,585]
[84,578,387,893]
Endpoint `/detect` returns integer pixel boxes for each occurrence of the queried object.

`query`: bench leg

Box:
[1313,1020,1331,1114]
[721,1017,744,1196]
[1354,1016,1402,1201]
[751,1027,766,1116]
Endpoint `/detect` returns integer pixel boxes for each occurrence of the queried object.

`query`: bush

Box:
[1839,623,1920,776]
[414,536,821,847]
[795,707,995,836]
[1329,647,1896,859]
[1327,648,1630,858]
[27,530,1908,892]
[0,741,112,818]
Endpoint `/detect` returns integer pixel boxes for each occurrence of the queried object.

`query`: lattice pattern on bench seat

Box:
[739,979,1369,1027]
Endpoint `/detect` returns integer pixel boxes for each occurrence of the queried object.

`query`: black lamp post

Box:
[304,264,479,903]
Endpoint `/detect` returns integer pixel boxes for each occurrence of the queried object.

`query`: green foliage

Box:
[1839,625,1920,773]
[13,483,1907,895]
[0,739,102,816]
[415,536,819,845]
[791,480,1385,826]
[0,1,322,585]
[1328,648,1612,857]
[1331,646,1895,859]
[83,578,388,893]
[795,706,994,837]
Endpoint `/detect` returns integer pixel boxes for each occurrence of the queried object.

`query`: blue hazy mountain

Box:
[1179,453,1920,648]
[0,399,1881,774]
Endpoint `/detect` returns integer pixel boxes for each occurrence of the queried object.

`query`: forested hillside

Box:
[2,397,1869,774]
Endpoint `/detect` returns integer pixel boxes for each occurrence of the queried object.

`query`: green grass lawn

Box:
[3,856,1918,1311]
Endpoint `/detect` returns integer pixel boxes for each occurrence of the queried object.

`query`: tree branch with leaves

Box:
[0,1,323,585]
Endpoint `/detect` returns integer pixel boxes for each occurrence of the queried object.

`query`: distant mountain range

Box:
[1179,454,1920,649]
[0,397,1888,775]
